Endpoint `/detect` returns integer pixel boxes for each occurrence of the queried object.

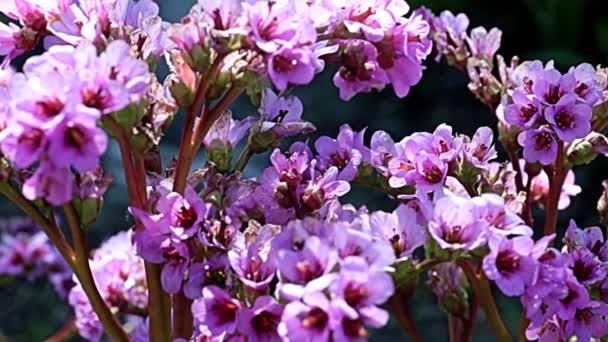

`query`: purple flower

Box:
[517,127,558,165]
[466,27,502,60]
[155,187,210,240]
[462,126,497,169]
[22,162,74,205]
[203,111,255,149]
[258,89,315,138]
[333,40,387,101]
[99,40,150,102]
[552,276,590,321]
[571,63,603,105]
[563,301,608,342]
[482,235,538,296]
[268,45,317,91]
[367,130,398,175]
[428,195,487,251]
[314,124,365,181]
[405,124,463,162]
[532,68,576,106]
[301,166,351,213]
[504,89,542,128]
[566,249,606,285]
[276,236,337,300]
[406,152,448,192]
[472,194,533,237]
[192,285,242,336]
[331,256,394,313]
[544,94,592,142]
[237,296,284,342]
[525,318,562,342]
[563,219,605,253]
[374,15,431,98]
[244,0,314,53]
[369,205,426,259]
[228,242,276,292]
[278,291,333,342]
[184,255,230,300]
[160,241,190,294]
[47,111,108,173]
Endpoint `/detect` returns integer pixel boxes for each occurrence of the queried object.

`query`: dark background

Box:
[2,0,608,340]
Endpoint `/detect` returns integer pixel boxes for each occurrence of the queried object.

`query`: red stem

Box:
[448,314,461,342]
[543,142,566,236]
[105,117,171,342]
[45,318,77,342]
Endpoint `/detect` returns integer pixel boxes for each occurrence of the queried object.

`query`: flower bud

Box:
[427,263,469,318]
[206,139,233,173]
[0,157,11,181]
[588,132,608,156]
[301,186,325,212]
[598,180,608,227]
[249,127,280,154]
[73,197,104,228]
[567,138,596,166]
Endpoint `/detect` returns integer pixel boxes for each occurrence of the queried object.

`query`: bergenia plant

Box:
[1,1,608,341]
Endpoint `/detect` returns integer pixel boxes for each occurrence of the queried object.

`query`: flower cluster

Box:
[0,0,169,62]
[0,40,150,205]
[517,221,608,342]
[503,61,603,165]
[169,0,431,101]
[3,0,608,341]
[69,231,148,341]
[0,217,73,298]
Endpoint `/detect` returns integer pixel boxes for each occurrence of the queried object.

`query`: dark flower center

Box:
[572,258,595,283]
[176,206,198,229]
[561,288,579,306]
[36,98,64,117]
[302,307,328,330]
[389,234,404,255]
[496,250,520,274]
[272,53,298,73]
[18,129,44,148]
[349,6,376,22]
[574,82,589,98]
[343,318,368,338]
[295,260,321,282]
[574,308,594,324]
[252,311,279,333]
[65,126,88,148]
[344,282,368,307]
[331,152,349,170]
[376,35,396,70]
[211,300,238,324]
[534,131,554,151]
[545,85,563,104]
[520,104,538,122]
[554,111,575,130]
[423,166,443,184]
[340,44,374,82]
[82,87,111,110]
[444,225,464,243]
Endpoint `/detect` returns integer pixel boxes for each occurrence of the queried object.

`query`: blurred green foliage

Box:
[2,0,608,340]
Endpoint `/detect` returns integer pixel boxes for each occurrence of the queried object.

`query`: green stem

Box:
[64,204,130,342]
[0,182,76,268]
[458,260,512,342]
